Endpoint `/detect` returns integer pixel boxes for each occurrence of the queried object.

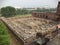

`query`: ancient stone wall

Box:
[32,1,60,21]
[57,2,60,16]
[32,12,59,21]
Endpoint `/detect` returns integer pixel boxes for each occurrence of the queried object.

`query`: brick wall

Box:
[32,12,59,21]
[32,1,60,21]
[57,2,60,16]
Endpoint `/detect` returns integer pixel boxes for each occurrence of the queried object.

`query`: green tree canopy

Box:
[1,6,16,17]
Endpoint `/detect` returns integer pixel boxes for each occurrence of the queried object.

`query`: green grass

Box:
[14,14,31,17]
[0,20,10,45]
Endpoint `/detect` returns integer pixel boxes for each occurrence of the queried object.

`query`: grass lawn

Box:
[0,20,10,45]
[14,14,32,17]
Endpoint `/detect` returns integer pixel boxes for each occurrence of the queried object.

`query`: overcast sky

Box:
[0,0,60,8]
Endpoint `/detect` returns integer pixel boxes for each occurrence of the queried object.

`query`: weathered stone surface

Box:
[1,16,58,45]
[47,34,60,45]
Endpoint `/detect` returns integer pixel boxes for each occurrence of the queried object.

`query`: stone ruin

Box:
[1,16,59,45]
[32,2,60,21]
[0,1,60,45]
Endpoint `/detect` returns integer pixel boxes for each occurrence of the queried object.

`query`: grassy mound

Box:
[0,20,10,45]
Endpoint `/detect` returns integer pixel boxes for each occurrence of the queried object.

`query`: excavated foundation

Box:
[0,16,59,45]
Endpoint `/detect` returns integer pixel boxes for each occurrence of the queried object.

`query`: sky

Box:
[0,0,60,8]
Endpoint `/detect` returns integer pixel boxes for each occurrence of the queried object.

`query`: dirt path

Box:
[7,30,23,45]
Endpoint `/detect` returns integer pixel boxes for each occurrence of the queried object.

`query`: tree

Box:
[1,6,16,17]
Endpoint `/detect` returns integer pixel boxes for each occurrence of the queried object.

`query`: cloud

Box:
[0,0,59,8]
